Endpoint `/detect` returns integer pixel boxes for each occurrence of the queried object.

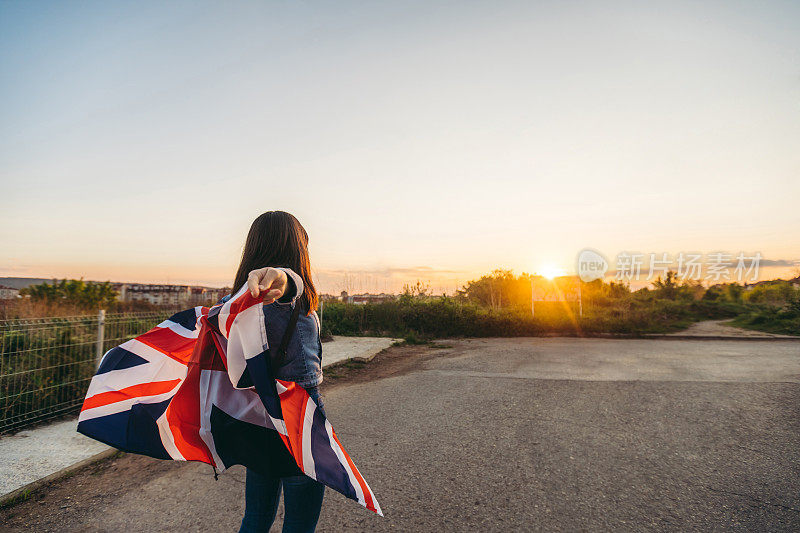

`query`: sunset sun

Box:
[539,264,566,280]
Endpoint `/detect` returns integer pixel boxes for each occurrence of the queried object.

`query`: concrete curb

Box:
[0,449,119,507]
[352,349,387,363]
[339,343,399,364]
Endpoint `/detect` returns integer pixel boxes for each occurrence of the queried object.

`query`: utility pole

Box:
[95,309,106,368]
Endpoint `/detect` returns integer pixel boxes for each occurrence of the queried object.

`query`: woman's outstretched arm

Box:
[246,267,304,303]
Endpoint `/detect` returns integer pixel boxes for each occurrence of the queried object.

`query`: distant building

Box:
[117,284,190,306]
[339,291,394,304]
[0,285,20,299]
[116,284,226,306]
[189,287,227,305]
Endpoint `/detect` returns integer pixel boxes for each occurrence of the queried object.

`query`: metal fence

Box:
[0,310,177,434]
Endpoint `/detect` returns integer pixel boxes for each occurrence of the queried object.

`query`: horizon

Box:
[2,261,797,296]
[2,1,799,294]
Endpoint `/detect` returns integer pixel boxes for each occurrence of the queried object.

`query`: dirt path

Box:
[668,319,798,338]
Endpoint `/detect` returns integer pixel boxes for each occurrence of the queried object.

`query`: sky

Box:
[1,0,799,293]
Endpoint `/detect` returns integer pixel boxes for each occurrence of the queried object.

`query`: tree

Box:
[400,280,431,302]
[459,269,530,309]
[652,271,680,300]
[20,279,117,309]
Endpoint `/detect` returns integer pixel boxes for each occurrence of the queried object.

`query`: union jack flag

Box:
[77,285,382,515]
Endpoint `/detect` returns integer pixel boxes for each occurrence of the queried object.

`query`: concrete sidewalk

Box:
[0,335,397,503]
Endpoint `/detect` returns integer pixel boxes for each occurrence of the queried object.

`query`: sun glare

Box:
[539,264,566,280]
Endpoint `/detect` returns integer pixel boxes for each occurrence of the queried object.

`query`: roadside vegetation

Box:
[726,281,800,336]
[321,270,800,341]
[3,272,799,339]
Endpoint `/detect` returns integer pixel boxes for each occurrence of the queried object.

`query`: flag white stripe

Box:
[83,342,186,399]
[156,411,185,461]
[219,285,248,338]
[77,387,180,421]
[302,396,317,479]
[231,303,268,361]
[269,415,288,436]
[198,369,225,470]
[155,320,199,339]
[224,291,268,388]
[356,466,383,516]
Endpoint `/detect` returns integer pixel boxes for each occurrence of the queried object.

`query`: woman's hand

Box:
[247,267,288,304]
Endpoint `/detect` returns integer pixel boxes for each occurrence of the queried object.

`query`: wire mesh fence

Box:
[0,310,177,434]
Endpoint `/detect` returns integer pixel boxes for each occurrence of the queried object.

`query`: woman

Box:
[228,211,326,533]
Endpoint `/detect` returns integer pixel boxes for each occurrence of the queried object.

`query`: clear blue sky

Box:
[2,0,799,292]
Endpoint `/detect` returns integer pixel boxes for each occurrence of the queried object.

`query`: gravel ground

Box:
[1,338,798,532]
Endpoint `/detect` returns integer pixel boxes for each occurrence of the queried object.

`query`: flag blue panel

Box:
[96,346,148,375]
[310,406,358,500]
[168,308,199,331]
[78,398,171,460]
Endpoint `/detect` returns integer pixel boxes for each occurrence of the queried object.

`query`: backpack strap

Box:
[270,303,302,373]
[313,311,323,366]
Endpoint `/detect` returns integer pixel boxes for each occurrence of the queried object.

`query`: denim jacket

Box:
[219,268,323,390]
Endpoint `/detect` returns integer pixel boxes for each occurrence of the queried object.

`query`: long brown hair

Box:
[231,211,318,314]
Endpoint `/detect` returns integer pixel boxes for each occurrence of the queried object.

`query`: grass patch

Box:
[0,489,32,509]
[729,310,800,336]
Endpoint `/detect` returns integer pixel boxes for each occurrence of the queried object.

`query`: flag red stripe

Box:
[137,327,196,365]
[81,379,181,411]
[280,382,309,471]
[163,362,215,464]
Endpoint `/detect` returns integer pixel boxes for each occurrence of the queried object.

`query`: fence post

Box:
[96,309,106,367]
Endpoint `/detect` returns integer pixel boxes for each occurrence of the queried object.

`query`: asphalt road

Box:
[2,338,799,532]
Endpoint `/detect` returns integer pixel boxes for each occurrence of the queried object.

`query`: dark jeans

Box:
[239,470,325,533]
[239,387,326,533]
